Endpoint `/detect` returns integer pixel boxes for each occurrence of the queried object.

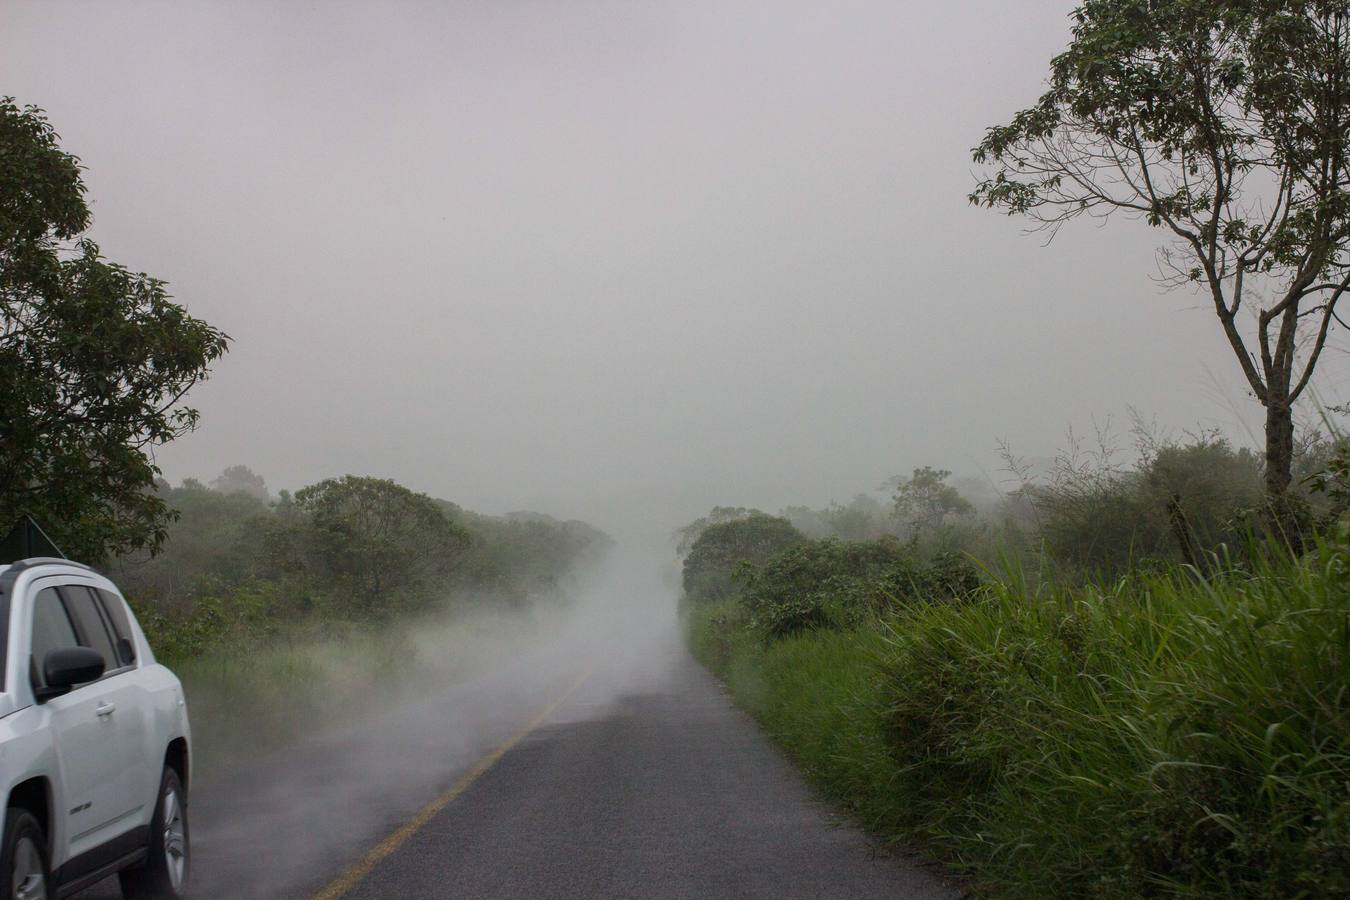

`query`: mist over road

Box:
[78,548,956,899]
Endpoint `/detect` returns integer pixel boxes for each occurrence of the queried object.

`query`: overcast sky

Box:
[4,1,1345,537]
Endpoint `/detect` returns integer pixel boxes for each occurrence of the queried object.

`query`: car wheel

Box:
[119,767,189,900]
[1,808,49,900]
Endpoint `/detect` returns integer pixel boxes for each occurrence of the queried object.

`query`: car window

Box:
[95,588,137,666]
[30,587,79,689]
[61,586,119,672]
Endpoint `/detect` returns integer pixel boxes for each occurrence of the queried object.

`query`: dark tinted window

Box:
[30,588,79,688]
[96,589,137,666]
[62,586,118,671]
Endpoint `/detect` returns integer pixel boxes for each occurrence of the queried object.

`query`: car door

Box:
[90,586,161,823]
[30,584,141,860]
[59,586,153,829]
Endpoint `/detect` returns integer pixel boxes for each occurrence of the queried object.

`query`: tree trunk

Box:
[1166,493,1199,569]
[1264,400,1294,497]
[1262,399,1307,552]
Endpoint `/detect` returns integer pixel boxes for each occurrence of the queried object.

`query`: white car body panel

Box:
[0,560,191,885]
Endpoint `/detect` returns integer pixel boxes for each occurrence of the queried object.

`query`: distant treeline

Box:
[107,466,610,660]
[681,428,1349,588]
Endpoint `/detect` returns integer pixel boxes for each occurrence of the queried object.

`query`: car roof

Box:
[0,557,96,588]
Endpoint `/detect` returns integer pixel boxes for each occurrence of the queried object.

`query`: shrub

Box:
[737,538,981,638]
[130,578,283,662]
[681,513,806,603]
[1014,434,1268,576]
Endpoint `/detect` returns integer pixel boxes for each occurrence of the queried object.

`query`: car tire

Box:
[2,808,50,900]
[119,767,189,900]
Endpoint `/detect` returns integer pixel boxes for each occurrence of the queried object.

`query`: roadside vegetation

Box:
[109,469,609,649]
[106,468,610,770]
[685,9,1350,891]
[0,94,615,777]
[683,430,1349,897]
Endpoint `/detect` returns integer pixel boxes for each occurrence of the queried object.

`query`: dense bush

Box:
[129,579,283,660]
[1006,436,1272,576]
[737,539,981,638]
[681,513,806,603]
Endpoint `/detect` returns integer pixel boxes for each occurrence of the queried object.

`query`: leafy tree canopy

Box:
[0,98,229,560]
[887,466,974,534]
[971,1,1350,500]
[674,505,766,556]
[211,465,269,501]
[292,475,470,608]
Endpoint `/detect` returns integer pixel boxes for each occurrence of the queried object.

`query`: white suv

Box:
[0,557,191,900]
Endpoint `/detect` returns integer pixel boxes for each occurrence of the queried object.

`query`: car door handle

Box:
[95,702,116,718]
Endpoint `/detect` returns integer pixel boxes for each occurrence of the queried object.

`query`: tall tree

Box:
[293,476,470,607]
[211,464,269,501]
[0,98,229,560]
[886,467,974,535]
[971,1,1350,502]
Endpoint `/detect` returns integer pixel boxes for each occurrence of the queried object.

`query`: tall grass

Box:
[171,623,416,775]
[168,605,555,779]
[687,539,1348,897]
[687,602,915,831]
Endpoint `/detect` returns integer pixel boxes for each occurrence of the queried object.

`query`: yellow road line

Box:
[311,668,592,900]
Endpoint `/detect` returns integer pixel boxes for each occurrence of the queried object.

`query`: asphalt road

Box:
[333,635,958,900]
[78,556,959,899]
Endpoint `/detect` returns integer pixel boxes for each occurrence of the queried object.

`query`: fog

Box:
[3,0,1347,539]
[153,546,682,898]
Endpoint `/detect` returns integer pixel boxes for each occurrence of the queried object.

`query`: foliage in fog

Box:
[681,513,806,603]
[684,425,1348,593]
[782,494,891,542]
[673,506,767,556]
[0,98,228,560]
[447,503,614,599]
[210,465,268,501]
[109,469,610,658]
[1007,434,1266,573]
[293,476,470,608]
[885,466,974,536]
[1003,429,1347,575]
[737,539,981,639]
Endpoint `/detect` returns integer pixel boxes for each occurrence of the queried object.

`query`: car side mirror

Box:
[40,646,105,699]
